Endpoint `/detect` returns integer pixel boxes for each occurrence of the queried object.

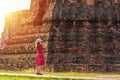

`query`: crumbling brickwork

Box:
[0,0,50,70]
[45,0,120,72]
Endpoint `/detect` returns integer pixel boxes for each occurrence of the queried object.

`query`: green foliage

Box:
[0,75,84,80]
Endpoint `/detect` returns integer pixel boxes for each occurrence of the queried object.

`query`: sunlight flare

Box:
[0,0,31,37]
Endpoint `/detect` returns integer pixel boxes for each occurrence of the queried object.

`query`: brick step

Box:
[50,32,119,37]
[47,54,120,65]
[47,63,120,72]
[115,61,120,64]
[2,43,48,54]
[15,26,49,36]
[2,43,35,54]
[48,37,120,43]
[0,53,36,70]
[13,33,49,39]
[6,33,49,45]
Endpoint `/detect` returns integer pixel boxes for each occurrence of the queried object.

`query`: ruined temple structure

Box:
[0,0,120,72]
[0,0,50,70]
[2,10,29,42]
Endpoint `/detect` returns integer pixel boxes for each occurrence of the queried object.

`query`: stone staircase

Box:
[3,25,49,54]
[1,25,49,70]
[0,0,51,70]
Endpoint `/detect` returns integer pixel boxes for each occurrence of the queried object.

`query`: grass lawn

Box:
[0,69,120,80]
[0,69,119,77]
[0,75,85,80]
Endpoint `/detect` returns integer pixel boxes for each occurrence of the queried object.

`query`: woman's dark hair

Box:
[37,42,40,45]
[37,42,40,50]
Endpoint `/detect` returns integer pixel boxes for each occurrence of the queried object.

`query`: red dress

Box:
[36,44,45,66]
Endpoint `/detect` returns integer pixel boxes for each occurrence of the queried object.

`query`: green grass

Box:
[0,69,120,80]
[0,69,120,77]
[0,75,84,80]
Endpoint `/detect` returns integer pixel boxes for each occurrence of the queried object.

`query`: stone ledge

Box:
[0,53,36,70]
[0,53,36,58]
[46,64,120,72]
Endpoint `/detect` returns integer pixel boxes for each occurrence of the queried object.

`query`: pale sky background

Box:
[0,0,31,38]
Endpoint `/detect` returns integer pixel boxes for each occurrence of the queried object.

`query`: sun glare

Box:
[0,0,31,38]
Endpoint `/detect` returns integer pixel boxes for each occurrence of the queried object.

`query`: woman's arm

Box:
[41,43,47,52]
[35,43,38,52]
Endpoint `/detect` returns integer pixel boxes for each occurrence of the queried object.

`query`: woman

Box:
[35,38,45,75]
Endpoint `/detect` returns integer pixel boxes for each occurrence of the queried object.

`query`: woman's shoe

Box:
[36,73,43,75]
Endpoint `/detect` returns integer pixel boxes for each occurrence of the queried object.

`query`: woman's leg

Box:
[37,66,41,73]
[36,66,42,75]
[36,66,38,73]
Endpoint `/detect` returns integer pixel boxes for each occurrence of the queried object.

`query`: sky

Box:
[0,0,31,38]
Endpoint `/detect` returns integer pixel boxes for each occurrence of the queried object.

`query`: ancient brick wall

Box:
[2,10,29,42]
[22,0,50,26]
[0,0,120,72]
[0,0,50,70]
[2,0,50,54]
[45,0,120,72]
[0,54,36,70]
